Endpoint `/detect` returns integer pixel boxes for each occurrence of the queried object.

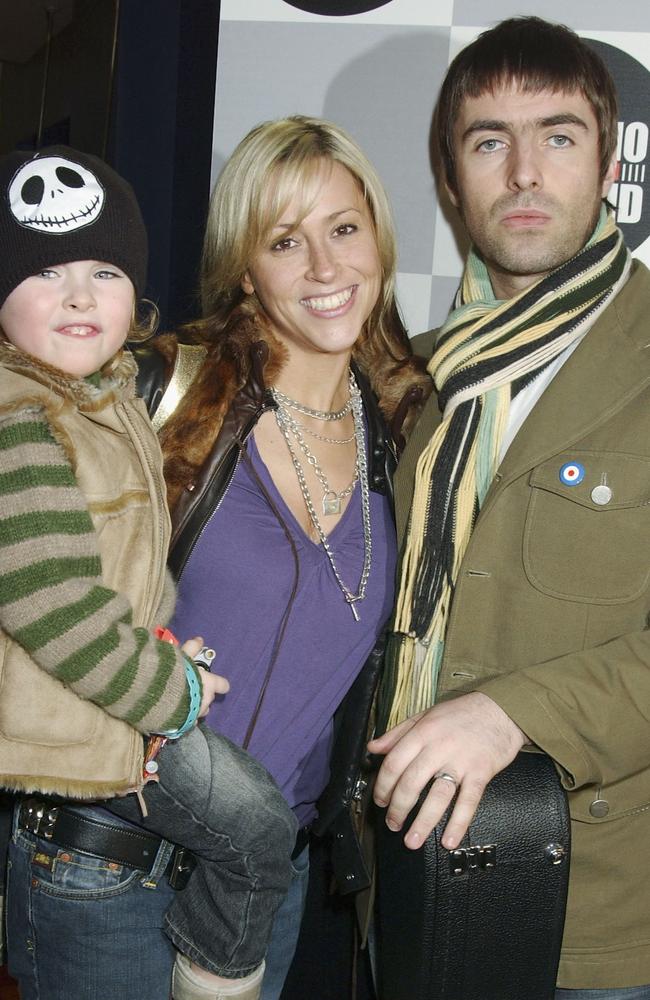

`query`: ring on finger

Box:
[433,771,458,789]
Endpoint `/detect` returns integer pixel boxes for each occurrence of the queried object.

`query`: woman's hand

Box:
[197,671,230,716]
[181,636,230,716]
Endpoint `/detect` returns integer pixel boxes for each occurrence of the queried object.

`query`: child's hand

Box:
[180,636,229,716]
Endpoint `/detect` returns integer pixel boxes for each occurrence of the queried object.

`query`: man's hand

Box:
[368,692,527,850]
[181,636,229,717]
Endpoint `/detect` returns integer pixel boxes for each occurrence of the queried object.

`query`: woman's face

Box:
[242,161,382,364]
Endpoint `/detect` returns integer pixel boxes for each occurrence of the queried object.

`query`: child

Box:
[0,146,296,1000]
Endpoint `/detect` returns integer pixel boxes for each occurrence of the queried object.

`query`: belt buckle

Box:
[168,846,196,890]
[20,799,59,840]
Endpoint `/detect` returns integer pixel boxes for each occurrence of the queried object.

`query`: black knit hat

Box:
[0,145,147,307]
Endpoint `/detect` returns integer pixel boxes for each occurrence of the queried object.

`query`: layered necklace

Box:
[270,371,372,621]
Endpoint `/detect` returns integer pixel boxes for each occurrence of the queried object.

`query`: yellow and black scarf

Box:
[378,209,631,731]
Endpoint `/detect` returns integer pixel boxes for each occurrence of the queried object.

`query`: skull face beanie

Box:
[0,145,147,307]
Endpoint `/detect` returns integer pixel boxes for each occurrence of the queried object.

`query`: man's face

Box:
[447,84,617,299]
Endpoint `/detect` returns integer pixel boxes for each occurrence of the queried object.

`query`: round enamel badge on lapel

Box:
[559,462,585,486]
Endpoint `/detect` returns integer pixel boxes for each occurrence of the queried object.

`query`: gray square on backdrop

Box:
[212,19,450,276]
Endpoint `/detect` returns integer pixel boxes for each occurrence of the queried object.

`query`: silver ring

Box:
[433,771,458,788]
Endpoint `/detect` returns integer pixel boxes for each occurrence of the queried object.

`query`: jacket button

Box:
[589,798,609,818]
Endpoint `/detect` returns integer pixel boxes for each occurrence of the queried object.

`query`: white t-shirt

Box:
[499,337,584,464]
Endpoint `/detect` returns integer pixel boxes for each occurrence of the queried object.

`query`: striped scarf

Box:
[378,209,631,731]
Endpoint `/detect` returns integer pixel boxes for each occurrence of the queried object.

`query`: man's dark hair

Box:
[437,16,618,193]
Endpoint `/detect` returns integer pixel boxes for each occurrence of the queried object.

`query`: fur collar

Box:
[0,342,137,411]
[155,310,431,511]
[155,313,284,507]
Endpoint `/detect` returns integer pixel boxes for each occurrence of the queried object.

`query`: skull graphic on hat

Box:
[8,155,105,233]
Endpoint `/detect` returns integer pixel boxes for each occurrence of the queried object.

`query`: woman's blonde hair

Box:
[200,115,409,365]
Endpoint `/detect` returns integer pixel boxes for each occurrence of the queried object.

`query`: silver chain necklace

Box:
[271,377,354,421]
[290,416,355,446]
[274,405,358,514]
[271,372,372,622]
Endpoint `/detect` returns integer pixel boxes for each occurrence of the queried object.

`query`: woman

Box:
[10,115,429,1000]
[139,115,429,1000]
[153,115,431,999]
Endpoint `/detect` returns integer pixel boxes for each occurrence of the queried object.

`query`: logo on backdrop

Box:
[282,0,392,14]
[586,38,650,252]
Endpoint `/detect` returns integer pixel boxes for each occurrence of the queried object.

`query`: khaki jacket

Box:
[0,350,172,798]
[395,260,650,988]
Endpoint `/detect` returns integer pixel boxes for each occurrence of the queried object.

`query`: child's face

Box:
[0,260,135,378]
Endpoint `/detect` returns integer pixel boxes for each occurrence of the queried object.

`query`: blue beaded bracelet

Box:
[158,657,202,740]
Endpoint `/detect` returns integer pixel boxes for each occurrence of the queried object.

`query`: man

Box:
[370,16,650,997]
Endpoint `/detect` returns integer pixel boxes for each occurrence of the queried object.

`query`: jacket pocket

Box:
[523,450,650,604]
[0,640,99,745]
[569,769,650,823]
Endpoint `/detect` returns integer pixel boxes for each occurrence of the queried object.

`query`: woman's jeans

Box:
[8,809,177,1000]
[261,843,309,1000]
[7,817,308,1000]
[7,723,297,998]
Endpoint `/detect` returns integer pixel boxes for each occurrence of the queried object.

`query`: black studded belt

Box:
[17,797,194,889]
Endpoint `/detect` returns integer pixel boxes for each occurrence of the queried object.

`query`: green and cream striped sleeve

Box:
[0,405,196,735]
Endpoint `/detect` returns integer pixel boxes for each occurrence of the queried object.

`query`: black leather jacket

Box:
[134,338,406,893]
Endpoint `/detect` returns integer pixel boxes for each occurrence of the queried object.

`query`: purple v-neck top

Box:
[170,431,396,825]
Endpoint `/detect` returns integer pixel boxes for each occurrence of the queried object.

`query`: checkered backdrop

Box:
[210,0,650,336]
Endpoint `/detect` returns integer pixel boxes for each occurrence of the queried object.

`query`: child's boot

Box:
[172,955,265,1000]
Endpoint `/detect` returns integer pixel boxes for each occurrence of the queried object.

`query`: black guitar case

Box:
[376,752,571,1000]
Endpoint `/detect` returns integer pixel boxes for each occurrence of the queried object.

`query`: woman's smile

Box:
[299,284,357,315]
